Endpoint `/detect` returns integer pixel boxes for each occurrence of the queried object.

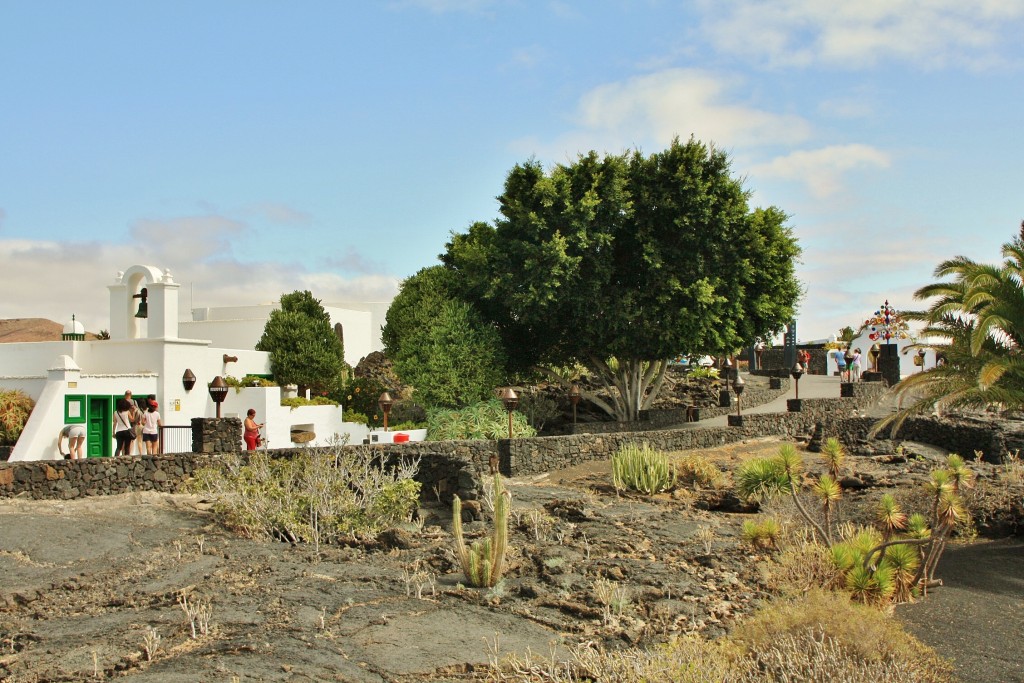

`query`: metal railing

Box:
[159,425,193,454]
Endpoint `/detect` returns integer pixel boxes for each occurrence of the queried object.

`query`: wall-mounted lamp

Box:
[133,287,148,319]
[182,369,197,391]
[223,354,238,364]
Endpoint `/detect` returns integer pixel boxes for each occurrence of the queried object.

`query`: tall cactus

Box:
[452,473,510,587]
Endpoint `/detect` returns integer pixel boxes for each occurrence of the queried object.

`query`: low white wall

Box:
[220,387,369,449]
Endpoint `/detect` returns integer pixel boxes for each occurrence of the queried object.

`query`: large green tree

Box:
[442,138,802,421]
[874,222,1024,435]
[382,266,506,408]
[256,290,346,395]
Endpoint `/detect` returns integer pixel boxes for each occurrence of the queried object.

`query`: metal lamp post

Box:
[732,373,745,418]
[208,376,228,418]
[378,392,393,432]
[918,348,927,373]
[569,384,582,424]
[790,362,804,399]
[499,388,519,439]
[719,358,733,407]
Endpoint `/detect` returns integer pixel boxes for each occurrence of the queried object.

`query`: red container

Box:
[393,432,410,443]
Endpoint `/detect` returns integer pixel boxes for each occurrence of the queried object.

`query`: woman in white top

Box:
[142,400,163,455]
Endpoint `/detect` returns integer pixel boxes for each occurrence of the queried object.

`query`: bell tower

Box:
[107,265,181,340]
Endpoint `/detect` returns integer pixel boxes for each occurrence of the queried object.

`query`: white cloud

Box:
[0,218,399,333]
[697,0,1024,69]
[512,68,813,160]
[751,144,890,197]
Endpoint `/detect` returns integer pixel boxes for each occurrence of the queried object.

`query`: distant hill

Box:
[0,318,101,343]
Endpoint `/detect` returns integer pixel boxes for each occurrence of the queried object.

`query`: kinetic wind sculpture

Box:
[865,300,910,344]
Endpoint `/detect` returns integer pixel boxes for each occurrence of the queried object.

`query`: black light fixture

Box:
[378,392,394,431]
[182,369,197,392]
[568,384,582,424]
[790,363,804,400]
[208,376,228,418]
[499,387,519,439]
[133,287,149,319]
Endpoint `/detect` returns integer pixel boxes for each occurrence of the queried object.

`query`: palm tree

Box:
[872,222,1024,436]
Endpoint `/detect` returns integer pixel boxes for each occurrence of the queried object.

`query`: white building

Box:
[2,264,375,461]
[181,300,389,368]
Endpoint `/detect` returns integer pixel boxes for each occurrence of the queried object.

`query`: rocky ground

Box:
[0,438,1020,682]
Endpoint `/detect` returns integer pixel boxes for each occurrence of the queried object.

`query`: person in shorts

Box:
[141,398,162,455]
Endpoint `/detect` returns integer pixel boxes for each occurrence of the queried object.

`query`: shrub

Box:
[674,454,723,489]
[0,389,34,445]
[281,396,339,409]
[687,366,719,380]
[731,590,953,681]
[189,445,421,546]
[741,517,781,549]
[338,376,388,429]
[611,443,676,494]
[426,400,536,441]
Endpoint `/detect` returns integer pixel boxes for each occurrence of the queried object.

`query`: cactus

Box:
[452,473,510,588]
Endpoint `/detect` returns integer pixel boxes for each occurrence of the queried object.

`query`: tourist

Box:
[113,398,135,456]
[851,348,862,381]
[68,423,85,459]
[124,390,143,455]
[244,408,264,451]
[834,348,847,377]
[798,348,811,373]
[142,399,162,455]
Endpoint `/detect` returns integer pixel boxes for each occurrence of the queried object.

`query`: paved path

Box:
[694,372,845,428]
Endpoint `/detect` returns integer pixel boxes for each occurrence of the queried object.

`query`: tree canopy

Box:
[439,137,802,421]
[256,290,346,395]
[382,266,506,408]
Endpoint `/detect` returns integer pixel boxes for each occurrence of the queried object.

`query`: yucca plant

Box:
[451,473,511,588]
[884,542,920,603]
[876,494,907,541]
[812,474,841,544]
[820,437,847,480]
[611,443,676,494]
[945,454,974,494]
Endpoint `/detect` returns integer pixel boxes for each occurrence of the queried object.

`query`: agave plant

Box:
[884,542,921,603]
[945,454,975,493]
[611,443,676,494]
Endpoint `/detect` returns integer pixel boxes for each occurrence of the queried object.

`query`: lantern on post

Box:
[790,363,804,400]
[719,358,733,408]
[568,384,582,424]
[208,376,228,418]
[499,388,519,439]
[378,392,394,432]
[732,373,746,418]
[869,343,881,372]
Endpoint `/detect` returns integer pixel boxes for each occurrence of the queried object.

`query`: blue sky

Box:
[2,1,1022,345]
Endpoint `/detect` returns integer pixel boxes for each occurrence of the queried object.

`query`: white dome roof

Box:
[63,316,85,335]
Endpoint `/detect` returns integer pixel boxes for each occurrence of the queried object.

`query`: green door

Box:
[87,396,112,458]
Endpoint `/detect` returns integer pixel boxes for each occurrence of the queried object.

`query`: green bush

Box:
[337,376,388,429]
[426,400,536,440]
[611,443,676,494]
[343,410,369,425]
[281,396,339,409]
[0,389,34,445]
[189,446,421,546]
